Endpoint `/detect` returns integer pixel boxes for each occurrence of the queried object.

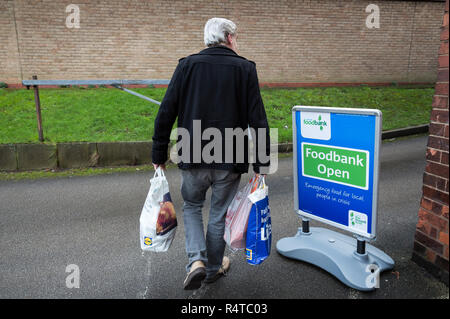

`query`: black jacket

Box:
[152,46,270,174]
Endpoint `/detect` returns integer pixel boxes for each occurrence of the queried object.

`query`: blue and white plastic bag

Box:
[245,177,271,265]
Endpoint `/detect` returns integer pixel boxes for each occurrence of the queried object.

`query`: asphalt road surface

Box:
[0,135,448,299]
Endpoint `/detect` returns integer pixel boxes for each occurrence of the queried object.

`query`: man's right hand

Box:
[153,163,166,170]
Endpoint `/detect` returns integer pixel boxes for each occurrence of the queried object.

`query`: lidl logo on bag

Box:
[246,248,252,260]
[144,237,153,246]
[261,222,272,241]
[301,112,331,140]
[260,206,271,241]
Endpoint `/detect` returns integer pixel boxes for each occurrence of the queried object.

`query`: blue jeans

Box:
[181,168,241,278]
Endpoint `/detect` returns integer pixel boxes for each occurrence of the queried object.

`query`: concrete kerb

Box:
[0,125,429,172]
[57,142,99,169]
[0,144,17,171]
[16,143,57,171]
[0,141,154,171]
[381,124,429,140]
[96,141,152,167]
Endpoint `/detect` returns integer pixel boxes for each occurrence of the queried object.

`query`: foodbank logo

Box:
[348,210,368,233]
[300,111,331,140]
[303,115,328,131]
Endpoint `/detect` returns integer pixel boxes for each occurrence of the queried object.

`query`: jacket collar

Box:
[188,45,249,62]
[198,45,239,57]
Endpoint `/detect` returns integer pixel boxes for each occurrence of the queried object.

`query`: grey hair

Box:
[204,17,237,47]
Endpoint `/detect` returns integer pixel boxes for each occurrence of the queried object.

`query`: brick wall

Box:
[412,0,449,286]
[0,0,22,83]
[0,0,445,85]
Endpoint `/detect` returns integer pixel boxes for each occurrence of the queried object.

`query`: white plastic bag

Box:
[140,167,177,252]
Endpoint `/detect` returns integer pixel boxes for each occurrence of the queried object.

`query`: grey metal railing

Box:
[22,76,167,142]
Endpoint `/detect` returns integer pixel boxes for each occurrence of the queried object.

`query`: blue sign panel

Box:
[293,106,382,239]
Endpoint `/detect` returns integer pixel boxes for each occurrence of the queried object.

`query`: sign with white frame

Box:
[293,106,382,239]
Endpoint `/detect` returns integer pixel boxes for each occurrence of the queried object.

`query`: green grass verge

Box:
[0,86,434,144]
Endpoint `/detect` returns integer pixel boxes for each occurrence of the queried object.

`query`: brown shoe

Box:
[183,260,206,290]
[204,256,230,284]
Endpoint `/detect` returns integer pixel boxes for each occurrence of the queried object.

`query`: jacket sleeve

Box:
[151,60,184,164]
[247,63,271,174]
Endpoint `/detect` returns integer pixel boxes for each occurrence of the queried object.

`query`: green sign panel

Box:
[301,142,369,190]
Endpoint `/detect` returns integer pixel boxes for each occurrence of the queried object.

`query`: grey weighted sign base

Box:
[276,226,395,291]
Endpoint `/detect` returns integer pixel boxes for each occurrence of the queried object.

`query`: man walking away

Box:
[152,17,270,290]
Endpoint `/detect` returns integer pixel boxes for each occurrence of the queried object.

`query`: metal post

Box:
[32,75,44,142]
[302,218,310,234]
[356,238,366,255]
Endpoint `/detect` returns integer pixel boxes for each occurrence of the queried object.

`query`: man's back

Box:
[179,46,254,128]
[152,45,269,174]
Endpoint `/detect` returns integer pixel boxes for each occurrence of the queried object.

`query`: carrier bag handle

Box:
[153,166,166,179]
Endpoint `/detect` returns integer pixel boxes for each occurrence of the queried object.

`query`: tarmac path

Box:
[0,135,448,299]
